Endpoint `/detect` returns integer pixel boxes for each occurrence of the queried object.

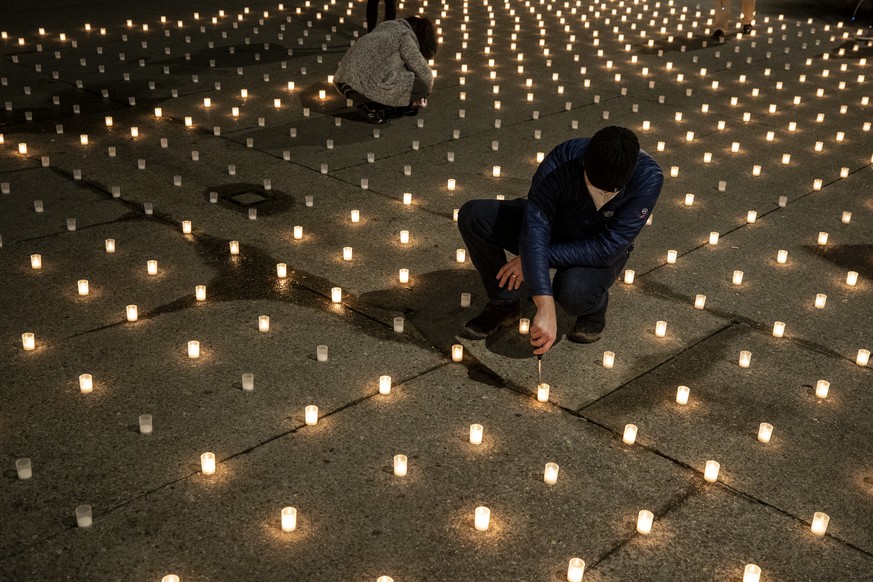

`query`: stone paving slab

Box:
[0,363,694,580]
[583,323,873,554]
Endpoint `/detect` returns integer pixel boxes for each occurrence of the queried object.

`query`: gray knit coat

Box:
[334,19,434,107]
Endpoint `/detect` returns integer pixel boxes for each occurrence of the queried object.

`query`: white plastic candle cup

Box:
[229,241,240,255]
[544,462,560,485]
[536,382,550,402]
[22,333,35,351]
[76,504,92,528]
[139,414,153,434]
[16,458,32,480]
[815,294,827,309]
[200,452,215,475]
[623,424,638,445]
[655,321,667,337]
[305,405,318,425]
[732,270,744,285]
[739,350,752,368]
[676,385,690,405]
[451,344,464,362]
[377,375,392,395]
[331,287,342,303]
[126,305,138,322]
[492,165,501,177]
[567,558,586,582]
[773,322,785,338]
[519,318,530,335]
[603,351,615,369]
[684,193,695,206]
[316,345,328,362]
[709,232,719,245]
[782,153,791,164]
[393,454,408,477]
[258,316,270,332]
[847,271,858,286]
[474,506,491,531]
[399,269,409,284]
[757,423,773,443]
[704,460,720,482]
[744,564,762,582]
[403,192,412,205]
[447,178,456,191]
[703,153,712,163]
[342,246,352,261]
[393,317,404,333]
[281,506,297,532]
[79,374,93,393]
[815,380,830,398]
[777,250,788,264]
[162,576,179,582]
[456,249,466,263]
[857,349,871,367]
[187,340,200,359]
[182,220,192,234]
[377,577,393,582]
[747,210,758,223]
[623,269,635,284]
[636,510,654,534]
[105,239,116,253]
[841,211,852,224]
[470,424,484,445]
[147,260,158,275]
[811,512,830,536]
[817,232,829,246]
[694,294,707,310]
[30,254,42,269]
[460,293,471,308]
[80,134,89,145]
[398,230,411,245]
[192,285,206,302]
[667,250,677,264]
[293,226,303,240]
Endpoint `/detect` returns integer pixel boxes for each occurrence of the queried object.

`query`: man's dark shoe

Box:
[567,305,608,344]
[357,103,386,124]
[711,29,725,40]
[741,24,752,34]
[463,302,521,339]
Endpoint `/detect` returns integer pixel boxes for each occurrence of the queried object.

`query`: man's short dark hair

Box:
[583,126,641,192]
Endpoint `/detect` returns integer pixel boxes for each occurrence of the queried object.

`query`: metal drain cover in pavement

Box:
[229,191,269,206]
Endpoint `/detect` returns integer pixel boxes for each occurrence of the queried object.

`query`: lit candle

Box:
[16,458,32,480]
[130,127,139,138]
[200,452,215,475]
[447,178,456,191]
[739,350,752,368]
[76,505,92,528]
[147,260,158,275]
[811,512,829,536]
[747,210,757,223]
[537,383,550,402]
[194,285,206,301]
[757,423,773,443]
[293,226,303,240]
[79,373,93,393]
[403,192,412,205]
[80,134,89,145]
[155,107,162,117]
[856,349,870,367]
[30,254,42,269]
[777,250,788,264]
[703,460,720,482]
[126,305,138,322]
[732,270,744,285]
[393,454,408,477]
[709,232,719,245]
[676,385,690,405]
[655,321,667,337]
[703,152,712,163]
[399,268,409,284]
[105,239,116,253]
[815,379,830,398]
[544,462,559,485]
[379,375,392,395]
[77,279,89,296]
[377,577,393,582]
[567,558,585,582]
[744,564,762,582]
[623,269,635,284]
[847,271,858,286]
[470,424,483,445]
[258,315,270,332]
[305,405,318,425]
[772,321,785,338]
[229,241,240,255]
[281,507,297,532]
[452,344,464,362]
[603,351,615,369]
[139,414,153,434]
[187,340,200,358]
[22,333,35,351]
[667,250,677,264]
[182,220,192,234]
[519,318,530,334]
[460,293,471,308]
[622,424,638,445]
[331,287,342,303]
[275,263,288,279]
[19,143,27,154]
[782,153,791,164]
[636,510,654,534]
[350,209,360,222]
[474,506,490,531]
[184,117,193,127]
[342,246,353,261]
[242,373,254,391]
[492,165,501,177]
[456,249,466,263]
[841,211,852,224]
[694,294,707,309]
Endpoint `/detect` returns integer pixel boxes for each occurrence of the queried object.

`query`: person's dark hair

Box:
[405,15,437,59]
[583,126,640,192]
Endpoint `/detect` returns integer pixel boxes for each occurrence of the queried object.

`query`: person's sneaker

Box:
[741,24,752,34]
[711,29,725,40]
[357,103,386,124]
[567,305,608,344]
[463,302,521,339]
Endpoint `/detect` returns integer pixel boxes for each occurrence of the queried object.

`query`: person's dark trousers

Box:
[367,0,397,32]
[458,198,630,317]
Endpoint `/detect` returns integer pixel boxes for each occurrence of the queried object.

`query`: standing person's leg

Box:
[366,0,380,32]
[384,0,397,22]
[713,0,731,33]
[554,248,631,343]
[740,0,755,25]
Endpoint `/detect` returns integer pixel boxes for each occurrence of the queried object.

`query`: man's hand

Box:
[496,256,525,291]
[530,295,557,355]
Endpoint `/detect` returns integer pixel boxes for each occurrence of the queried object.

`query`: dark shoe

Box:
[741,24,752,34]
[463,302,521,339]
[711,29,725,40]
[384,106,418,119]
[357,103,386,124]
[567,305,607,344]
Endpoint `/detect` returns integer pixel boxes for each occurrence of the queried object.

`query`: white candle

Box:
[191,285,206,302]
[811,512,829,536]
[16,458,32,479]
[732,270,744,285]
[447,178,456,191]
[452,344,464,362]
[76,504,92,528]
[782,153,791,164]
[377,577,393,582]
[474,506,490,531]
[403,192,412,205]
[341,246,353,262]
[241,373,254,392]
[544,462,559,485]
[772,321,785,338]
[536,383,550,402]
[258,315,270,332]
[636,510,654,534]
[79,373,93,393]
[456,249,466,263]
[777,250,788,264]
[229,241,240,255]
[847,271,858,286]
[379,375,392,395]
[105,239,116,253]
[281,507,297,531]
[350,209,360,222]
[623,269,635,284]
[184,116,192,127]
[747,210,757,223]
[139,414,153,434]
[676,385,690,405]
[603,351,615,369]
[623,424,638,445]
[182,220,192,234]
[305,405,318,425]
[30,254,42,269]
[812,293,828,309]
[841,211,852,224]
[77,279,89,296]
[393,454,408,477]
[22,333,35,351]
[567,558,585,582]
[739,350,752,368]
[655,321,667,337]
[709,232,719,245]
[200,452,215,475]
[154,108,162,117]
[399,268,409,284]
[757,423,773,443]
[815,379,830,398]
[19,143,27,154]
[80,134,89,145]
[293,226,303,239]
[187,340,200,359]
[492,165,501,177]
[667,250,677,264]
[393,317,404,333]
[470,424,483,445]
[694,294,707,310]
[857,349,871,367]
[331,287,342,303]
[519,318,530,335]
[315,345,328,362]
[744,564,762,582]
[147,260,158,275]
[126,305,138,322]
[817,232,828,246]
[130,127,139,138]
[703,152,712,163]
[703,460,720,482]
